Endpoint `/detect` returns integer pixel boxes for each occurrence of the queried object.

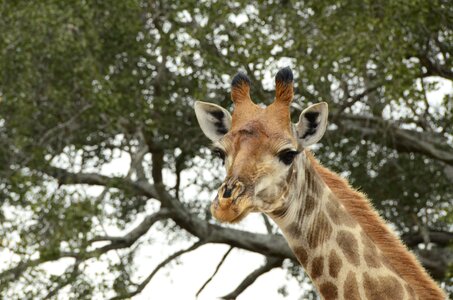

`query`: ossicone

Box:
[274,67,294,105]
[231,72,253,105]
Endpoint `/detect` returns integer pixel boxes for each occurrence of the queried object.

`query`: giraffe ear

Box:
[194,101,232,141]
[295,102,328,147]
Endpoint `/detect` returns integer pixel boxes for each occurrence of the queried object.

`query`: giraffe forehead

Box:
[231,101,292,132]
[231,120,267,137]
[226,131,295,156]
[226,118,295,149]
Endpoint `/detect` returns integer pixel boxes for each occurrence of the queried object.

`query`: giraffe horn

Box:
[231,72,253,105]
[274,67,294,105]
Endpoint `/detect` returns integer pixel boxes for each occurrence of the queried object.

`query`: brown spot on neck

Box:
[336,230,360,266]
[381,276,404,299]
[306,212,333,249]
[344,271,360,300]
[328,250,342,278]
[286,193,318,237]
[361,231,382,268]
[363,272,383,300]
[319,281,338,299]
[293,246,308,266]
[363,272,404,300]
[310,256,324,279]
[326,194,357,228]
[303,193,316,217]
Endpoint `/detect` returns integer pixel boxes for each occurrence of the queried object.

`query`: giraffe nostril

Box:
[223,186,233,198]
[221,181,245,200]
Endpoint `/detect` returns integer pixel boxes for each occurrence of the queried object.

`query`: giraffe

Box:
[194,67,446,300]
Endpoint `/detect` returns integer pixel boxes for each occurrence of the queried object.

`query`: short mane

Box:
[306,151,446,299]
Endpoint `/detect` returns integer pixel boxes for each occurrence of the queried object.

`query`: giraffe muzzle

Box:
[211,179,253,223]
[217,181,245,208]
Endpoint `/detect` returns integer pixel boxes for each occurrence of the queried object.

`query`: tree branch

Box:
[43,261,80,299]
[335,113,453,166]
[0,259,43,284]
[221,257,284,300]
[412,247,453,280]
[90,208,173,245]
[0,208,173,286]
[417,53,453,80]
[126,130,149,182]
[401,230,453,248]
[43,166,158,199]
[261,213,274,234]
[38,104,92,146]
[335,82,382,116]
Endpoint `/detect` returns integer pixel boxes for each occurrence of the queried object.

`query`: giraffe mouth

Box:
[211,195,253,223]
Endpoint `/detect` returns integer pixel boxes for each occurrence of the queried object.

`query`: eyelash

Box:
[278,150,300,165]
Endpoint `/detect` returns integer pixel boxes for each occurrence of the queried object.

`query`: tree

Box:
[0,0,452,299]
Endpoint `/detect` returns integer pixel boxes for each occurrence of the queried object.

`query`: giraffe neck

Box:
[269,153,418,300]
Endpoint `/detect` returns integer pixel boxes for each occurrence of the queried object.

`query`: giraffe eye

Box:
[278,150,299,165]
[212,147,226,164]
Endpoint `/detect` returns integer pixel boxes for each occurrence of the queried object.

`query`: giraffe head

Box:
[195,67,328,223]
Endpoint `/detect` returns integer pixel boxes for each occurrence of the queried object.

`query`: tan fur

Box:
[307,151,446,299]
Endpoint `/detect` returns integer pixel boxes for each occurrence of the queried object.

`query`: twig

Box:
[109,240,206,300]
[261,213,274,234]
[43,260,80,299]
[38,103,92,146]
[335,81,382,117]
[221,257,284,300]
[196,246,234,298]
[89,208,172,245]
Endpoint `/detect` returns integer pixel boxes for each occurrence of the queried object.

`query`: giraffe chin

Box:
[211,196,253,223]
